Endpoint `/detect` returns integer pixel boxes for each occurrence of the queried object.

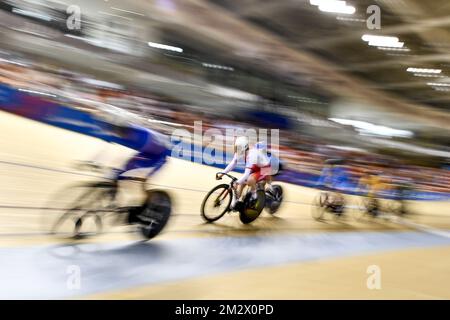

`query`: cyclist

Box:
[391,173,414,214]
[217,136,280,209]
[85,113,170,182]
[357,167,390,216]
[316,158,349,213]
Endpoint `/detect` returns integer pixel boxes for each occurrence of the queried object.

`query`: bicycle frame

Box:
[216,173,237,204]
[217,172,267,203]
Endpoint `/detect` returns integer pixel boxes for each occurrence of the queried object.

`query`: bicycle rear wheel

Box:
[265,185,284,214]
[200,184,232,223]
[136,190,172,240]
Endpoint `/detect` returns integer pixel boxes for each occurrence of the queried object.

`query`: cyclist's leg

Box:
[235,183,245,202]
[265,175,275,193]
[247,172,262,200]
[366,190,378,214]
[231,182,245,209]
[231,173,257,209]
[144,153,167,178]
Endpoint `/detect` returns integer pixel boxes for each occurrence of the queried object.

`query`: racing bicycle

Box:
[200,172,283,224]
[311,190,346,221]
[42,162,172,240]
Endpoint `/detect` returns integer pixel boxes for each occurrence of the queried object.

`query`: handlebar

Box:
[74,161,104,172]
[74,161,120,175]
[216,172,237,181]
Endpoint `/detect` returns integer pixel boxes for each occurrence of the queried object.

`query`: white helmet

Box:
[234,136,249,156]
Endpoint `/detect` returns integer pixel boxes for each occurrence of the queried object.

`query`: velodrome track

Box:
[0,110,450,299]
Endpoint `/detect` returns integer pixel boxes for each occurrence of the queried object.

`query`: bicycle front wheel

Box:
[42,182,116,239]
[200,184,232,223]
[311,192,327,221]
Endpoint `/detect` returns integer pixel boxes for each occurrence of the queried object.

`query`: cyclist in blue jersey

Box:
[56,113,172,240]
[86,115,170,181]
[316,159,349,213]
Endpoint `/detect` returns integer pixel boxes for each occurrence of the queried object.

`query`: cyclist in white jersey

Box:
[217,136,276,209]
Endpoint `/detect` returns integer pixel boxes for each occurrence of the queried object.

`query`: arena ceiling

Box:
[1,0,450,131]
[206,0,450,111]
[154,0,450,128]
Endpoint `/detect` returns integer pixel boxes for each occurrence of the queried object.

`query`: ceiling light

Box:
[18,88,57,98]
[377,46,410,52]
[433,87,450,92]
[336,16,365,22]
[98,11,133,21]
[310,0,355,15]
[148,42,183,53]
[12,8,52,21]
[412,73,443,78]
[111,7,145,16]
[407,67,441,74]
[427,82,450,87]
[202,63,234,71]
[329,118,413,138]
[362,35,404,48]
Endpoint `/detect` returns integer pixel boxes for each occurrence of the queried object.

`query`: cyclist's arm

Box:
[81,140,121,169]
[222,154,238,174]
[237,167,252,185]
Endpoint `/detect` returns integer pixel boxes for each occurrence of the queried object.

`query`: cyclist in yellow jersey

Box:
[357,168,390,216]
[358,172,387,198]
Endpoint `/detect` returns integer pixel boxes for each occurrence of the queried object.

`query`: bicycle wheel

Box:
[136,190,172,240]
[43,182,116,238]
[367,197,380,217]
[311,192,327,221]
[386,199,407,215]
[239,189,265,224]
[353,197,369,221]
[200,184,232,223]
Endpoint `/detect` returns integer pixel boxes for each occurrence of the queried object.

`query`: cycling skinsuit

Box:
[99,123,169,179]
[359,175,387,198]
[317,166,350,191]
[223,146,275,184]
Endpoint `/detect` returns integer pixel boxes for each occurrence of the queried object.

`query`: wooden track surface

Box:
[0,110,449,299]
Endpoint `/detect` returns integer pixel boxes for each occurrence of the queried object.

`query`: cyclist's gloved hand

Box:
[216,172,224,180]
